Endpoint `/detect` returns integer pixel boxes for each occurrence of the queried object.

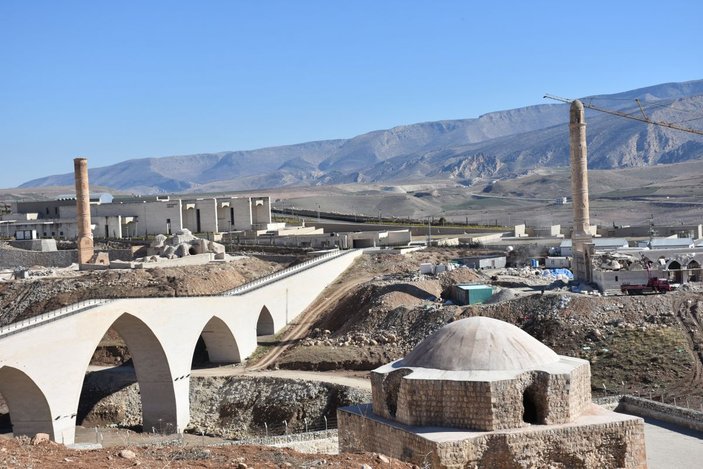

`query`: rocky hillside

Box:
[19,80,703,193]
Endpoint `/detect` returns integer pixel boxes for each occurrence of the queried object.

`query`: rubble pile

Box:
[301,328,401,348]
[593,252,642,271]
[484,288,516,304]
[143,229,226,261]
[277,248,703,406]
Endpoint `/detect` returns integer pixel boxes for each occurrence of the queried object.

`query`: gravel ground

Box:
[276,250,703,407]
[0,436,413,468]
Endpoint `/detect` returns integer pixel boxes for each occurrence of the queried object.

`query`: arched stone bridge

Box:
[0,249,362,444]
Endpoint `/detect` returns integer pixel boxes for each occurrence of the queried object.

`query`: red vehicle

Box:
[620,278,673,295]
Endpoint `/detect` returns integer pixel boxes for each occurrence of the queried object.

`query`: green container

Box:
[453,284,493,305]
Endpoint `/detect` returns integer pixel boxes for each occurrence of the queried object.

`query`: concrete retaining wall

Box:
[0,248,133,269]
[615,395,703,432]
[231,429,338,447]
[0,249,76,268]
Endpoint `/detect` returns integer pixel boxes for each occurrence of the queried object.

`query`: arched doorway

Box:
[382,369,412,417]
[192,316,241,366]
[77,313,176,434]
[522,384,547,425]
[687,260,700,282]
[257,306,275,336]
[668,261,683,284]
[0,367,53,439]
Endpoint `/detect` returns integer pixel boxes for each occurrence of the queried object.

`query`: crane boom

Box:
[634,98,648,121]
[544,93,703,137]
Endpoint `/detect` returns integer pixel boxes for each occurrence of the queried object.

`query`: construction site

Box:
[0,101,703,468]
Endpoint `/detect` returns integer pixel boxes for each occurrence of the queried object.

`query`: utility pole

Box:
[544,94,703,137]
[648,214,656,249]
[427,216,432,246]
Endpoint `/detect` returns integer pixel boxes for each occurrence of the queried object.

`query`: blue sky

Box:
[1,0,701,188]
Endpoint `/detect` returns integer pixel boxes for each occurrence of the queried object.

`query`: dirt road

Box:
[247,261,373,371]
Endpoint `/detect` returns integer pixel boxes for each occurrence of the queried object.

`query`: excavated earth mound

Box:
[0,256,290,326]
[277,251,703,408]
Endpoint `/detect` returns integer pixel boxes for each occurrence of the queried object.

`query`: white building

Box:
[636,237,695,250]
[559,238,629,257]
[5,194,272,240]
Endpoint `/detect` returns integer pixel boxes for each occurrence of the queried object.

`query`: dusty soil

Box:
[0,255,292,326]
[254,250,484,371]
[274,249,703,406]
[0,437,413,468]
[3,246,703,465]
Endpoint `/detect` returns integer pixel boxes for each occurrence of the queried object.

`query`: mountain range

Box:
[20,80,703,194]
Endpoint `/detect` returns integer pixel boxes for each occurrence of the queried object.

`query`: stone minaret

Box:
[569,100,593,282]
[74,158,94,264]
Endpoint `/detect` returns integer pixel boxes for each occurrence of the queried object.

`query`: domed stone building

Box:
[338,317,646,468]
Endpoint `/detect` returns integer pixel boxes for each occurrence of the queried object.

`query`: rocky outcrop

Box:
[77,372,370,439]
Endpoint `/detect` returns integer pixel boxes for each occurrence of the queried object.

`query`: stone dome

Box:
[400,317,559,371]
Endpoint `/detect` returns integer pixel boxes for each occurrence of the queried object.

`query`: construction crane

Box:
[544,93,703,137]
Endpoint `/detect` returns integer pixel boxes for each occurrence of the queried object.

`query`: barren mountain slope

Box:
[18,80,703,193]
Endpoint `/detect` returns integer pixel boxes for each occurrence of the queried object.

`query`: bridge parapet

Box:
[223,249,350,296]
[0,249,355,338]
[0,298,114,339]
[0,248,363,445]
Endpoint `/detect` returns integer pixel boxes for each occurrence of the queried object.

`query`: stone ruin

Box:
[338,316,647,468]
[147,229,226,260]
[593,252,643,272]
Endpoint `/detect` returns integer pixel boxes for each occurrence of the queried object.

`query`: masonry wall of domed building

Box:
[339,317,647,469]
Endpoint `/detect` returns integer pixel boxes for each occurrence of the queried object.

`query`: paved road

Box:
[644,418,703,469]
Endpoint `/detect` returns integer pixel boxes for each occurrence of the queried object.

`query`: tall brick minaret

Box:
[74,157,94,264]
[569,100,593,282]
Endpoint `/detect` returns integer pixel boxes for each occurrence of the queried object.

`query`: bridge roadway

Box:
[0,249,362,444]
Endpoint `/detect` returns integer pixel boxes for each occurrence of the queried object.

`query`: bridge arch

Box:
[0,366,53,439]
[257,306,275,336]
[82,313,178,433]
[196,316,241,364]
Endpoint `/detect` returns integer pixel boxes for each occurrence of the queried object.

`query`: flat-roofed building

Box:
[6,194,272,240]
